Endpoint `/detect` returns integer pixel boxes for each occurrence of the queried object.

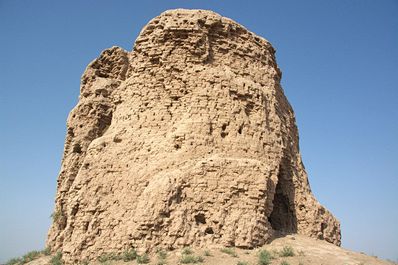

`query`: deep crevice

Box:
[269,161,297,234]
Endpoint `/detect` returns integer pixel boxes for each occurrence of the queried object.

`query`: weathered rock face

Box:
[47,9,341,263]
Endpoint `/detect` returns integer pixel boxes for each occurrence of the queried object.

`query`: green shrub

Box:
[157,249,167,260]
[182,247,194,255]
[50,210,64,223]
[97,253,114,262]
[100,251,130,263]
[50,252,63,265]
[5,257,22,265]
[280,246,294,257]
[123,248,137,261]
[221,248,238,257]
[137,253,150,264]
[96,250,143,264]
[237,261,249,265]
[42,247,51,256]
[156,249,167,265]
[280,261,290,265]
[22,250,41,263]
[180,255,204,264]
[258,249,272,265]
[97,252,124,263]
[204,250,211,256]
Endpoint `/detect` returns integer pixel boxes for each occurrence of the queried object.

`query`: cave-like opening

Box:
[269,166,297,234]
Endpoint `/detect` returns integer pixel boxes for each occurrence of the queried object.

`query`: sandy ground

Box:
[23,235,396,265]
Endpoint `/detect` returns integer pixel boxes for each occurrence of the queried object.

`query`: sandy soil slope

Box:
[22,234,396,265]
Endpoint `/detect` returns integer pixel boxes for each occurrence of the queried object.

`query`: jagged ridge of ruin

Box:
[47,9,341,263]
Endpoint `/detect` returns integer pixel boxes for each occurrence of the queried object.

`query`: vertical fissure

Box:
[269,160,297,234]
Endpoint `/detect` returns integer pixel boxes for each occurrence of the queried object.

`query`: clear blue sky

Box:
[0,0,397,263]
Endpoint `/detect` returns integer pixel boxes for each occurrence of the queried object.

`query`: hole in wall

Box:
[221,123,228,138]
[168,186,182,206]
[205,227,214,234]
[82,222,89,233]
[318,222,327,239]
[195,213,206,225]
[268,163,297,234]
[72,143,82,153]
[238,124,243,134]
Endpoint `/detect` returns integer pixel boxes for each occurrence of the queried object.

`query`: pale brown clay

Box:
[47,9,340,263]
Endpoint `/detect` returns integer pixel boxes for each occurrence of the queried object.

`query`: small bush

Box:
[42,247,51,256]
[280,261,290,265]
[182,247,194,255]
[258,249,272,265]
[97,253,115,263]
[221,248,238,257]
[123,248,137,261]
[50,252,63,265]
[137,253,150,264]
[157,249,167,260]
[280,246,294,257]
[156,249,167,265]
[180,255,204,264]
[51,210,64,223]
[204,250,211,256]
[237,261,249,265]
[22,250,41,263]
[97,255,107,263]
[5,257,22,265]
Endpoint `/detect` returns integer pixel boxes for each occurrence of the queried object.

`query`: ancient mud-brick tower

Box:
[48,9,341,263]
